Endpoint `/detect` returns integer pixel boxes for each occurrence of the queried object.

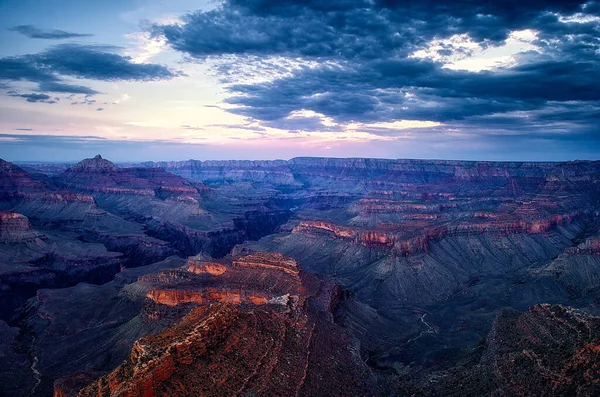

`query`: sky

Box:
[0,0,599,162]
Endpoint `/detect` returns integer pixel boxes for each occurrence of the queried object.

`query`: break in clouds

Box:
[149,0,600,139]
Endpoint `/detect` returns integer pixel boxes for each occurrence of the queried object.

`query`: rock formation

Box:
[0,156,599,397]
[427,305,600,396]
[77,257,372,397]
[0,212,41,243]
[144,251,304,307]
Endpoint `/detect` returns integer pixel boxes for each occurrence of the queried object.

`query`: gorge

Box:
[1,155,600,396]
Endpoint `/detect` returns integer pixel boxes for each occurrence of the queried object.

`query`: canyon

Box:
[1,155,600,396]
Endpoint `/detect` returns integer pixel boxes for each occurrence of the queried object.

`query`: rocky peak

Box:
[70,155,117,172]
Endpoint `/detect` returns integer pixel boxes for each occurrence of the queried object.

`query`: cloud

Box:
[0,133,107,143]
[0,57,55,83]
[9,25,93,39]
[96,107,104,111]
[32,44,181,81]
[7,91,59,104]
[181,124,204,130]
[1,131,598,163]
[38,81,100,95]
[152,0,600,138]
[0,44,181,101]
[153,0,591,59]
[69,95,97,106]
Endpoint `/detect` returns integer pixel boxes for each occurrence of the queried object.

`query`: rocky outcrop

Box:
[293,212,580,256]
[185,260,227,275]
[543,235,600,298]
[11,191,101,223]
[147,288,271,306]
[0,158,48,200]
[566,238,600,255]
[232,251,300,276]
[428,304,600,396]
[58,155,202,198]
[144,251,303,307]
[0,212,41,243]
[77,290,371,397]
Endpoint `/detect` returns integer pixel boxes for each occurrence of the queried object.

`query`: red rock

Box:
[430,305,600,396]
[185,260,227,276]
[146,287,271,306]
[77,298,371,396]
[0,211,41,243]
[232,251,300,276]
[144,252,304,307]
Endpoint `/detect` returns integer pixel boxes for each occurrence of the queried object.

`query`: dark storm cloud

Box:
[153,0,592,59]
[224,57,600,124]
[9,25,93,39]
[0,44,180,101]
[153,0,600,136]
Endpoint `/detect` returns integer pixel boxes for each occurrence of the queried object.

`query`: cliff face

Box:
[62,250,371,397]
[143,251,304,308]
[125,159,300,187]
[543,235,600,299]
[0,159,48,201]
[0,212,41,243]
[58,155,202,198]
[428,305,600,396]
[77,289,371,397]
[2,155,600,397]
[292,212,580,256]
[126,157,600,190]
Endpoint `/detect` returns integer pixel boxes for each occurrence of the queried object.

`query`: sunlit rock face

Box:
[77,300,372,397]
[144,251,303,307]
[76,252,372,397]
[1,156,600,396]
